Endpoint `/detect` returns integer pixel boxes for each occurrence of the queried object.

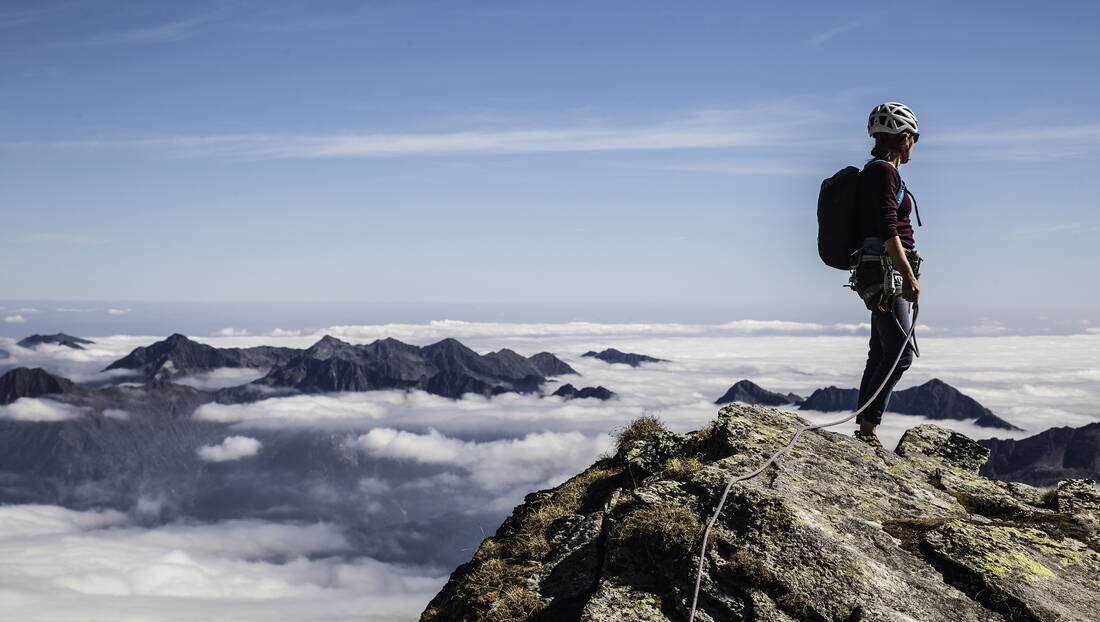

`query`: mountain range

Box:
[97,333,578,400]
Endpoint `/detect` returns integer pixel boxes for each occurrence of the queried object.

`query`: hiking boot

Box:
[854,430,884,449]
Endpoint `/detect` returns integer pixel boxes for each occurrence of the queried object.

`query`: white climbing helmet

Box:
[867,102,919,137]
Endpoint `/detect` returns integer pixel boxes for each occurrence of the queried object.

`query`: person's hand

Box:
[902,276,920,303]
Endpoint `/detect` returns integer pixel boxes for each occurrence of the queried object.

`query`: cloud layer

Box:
[0,505,445,622]
[197,436,263,462]
[0,397,85,421]
[3,321,1098,620]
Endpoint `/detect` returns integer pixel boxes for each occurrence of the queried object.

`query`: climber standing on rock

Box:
[849,102,923,448]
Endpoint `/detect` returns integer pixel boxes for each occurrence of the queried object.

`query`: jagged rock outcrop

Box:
[552,384,616,401]
[421,404,1100,622]
[103,333,299,380]
[799,379,1020,430]
[981,422,1100,486]
[581,348,669,367]
[714,380,802,407]
[17,332,95,350]
[0,367,87,405]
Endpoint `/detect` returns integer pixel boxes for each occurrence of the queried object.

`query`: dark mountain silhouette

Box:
[98,333,577,400]
[980,421,1100,486]
[17,333,95,350]
[714,379,802,406]
[246,336,570,399]
[551,384,616,400]
[581,348,669,367]
[0,367,87,405]
[103,333,299,381]
[799,385,859,411]
[799,379,1020,430]
[888,379,1021,430]
[527,352,578,377]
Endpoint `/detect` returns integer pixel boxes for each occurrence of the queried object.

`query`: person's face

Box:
[899,131,918,163]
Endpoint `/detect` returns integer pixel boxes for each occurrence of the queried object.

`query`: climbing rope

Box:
[686,303,920,622]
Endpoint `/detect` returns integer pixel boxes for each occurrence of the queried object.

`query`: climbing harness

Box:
[686,302,920,622]
[848,245,922,356]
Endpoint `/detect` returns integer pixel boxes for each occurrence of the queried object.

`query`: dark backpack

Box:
[816,160,905,270]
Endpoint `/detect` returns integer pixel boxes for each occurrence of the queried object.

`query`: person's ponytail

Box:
[869,132,907,164]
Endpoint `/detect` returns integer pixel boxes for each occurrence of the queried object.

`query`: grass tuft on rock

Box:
[727,548,776,586]
[423,462,626,621]
[662,456,705,479]
[616,414,666,455]
[499,463,623,560]
[486,585,546,622]
[1038,486,1060,509]
[452,557,537,618]
[612,501,705,561]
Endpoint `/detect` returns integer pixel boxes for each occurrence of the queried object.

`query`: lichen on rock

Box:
[420,404,1100,622]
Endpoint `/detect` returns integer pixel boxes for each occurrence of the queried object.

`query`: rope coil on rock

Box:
[687,303,919,622]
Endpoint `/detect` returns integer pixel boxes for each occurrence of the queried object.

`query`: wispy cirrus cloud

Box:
[933,124,1100,146]
[4,105,815,160]
[929,123,1100,160]
[24,126,773,159]
[807,18,869,47]
[651,161,821,176]
[14,111,1098,163]
[0,5,62,30]
[1016,222,1099,236]
[17,232,109,245]
[81,9,228,46]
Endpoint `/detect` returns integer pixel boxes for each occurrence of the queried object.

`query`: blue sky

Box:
[2,0,1098,328]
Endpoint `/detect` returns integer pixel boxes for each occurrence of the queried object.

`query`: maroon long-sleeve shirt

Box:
[857,160,915,250]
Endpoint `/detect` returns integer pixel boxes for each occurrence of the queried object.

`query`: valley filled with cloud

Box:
[1,320,1097,620]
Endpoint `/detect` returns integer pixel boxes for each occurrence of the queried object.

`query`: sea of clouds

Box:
[1,319,1097,621]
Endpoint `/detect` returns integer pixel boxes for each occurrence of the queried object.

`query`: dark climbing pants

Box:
[854,265,915,425]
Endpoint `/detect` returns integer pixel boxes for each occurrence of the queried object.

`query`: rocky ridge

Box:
[421,404,1100,622]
